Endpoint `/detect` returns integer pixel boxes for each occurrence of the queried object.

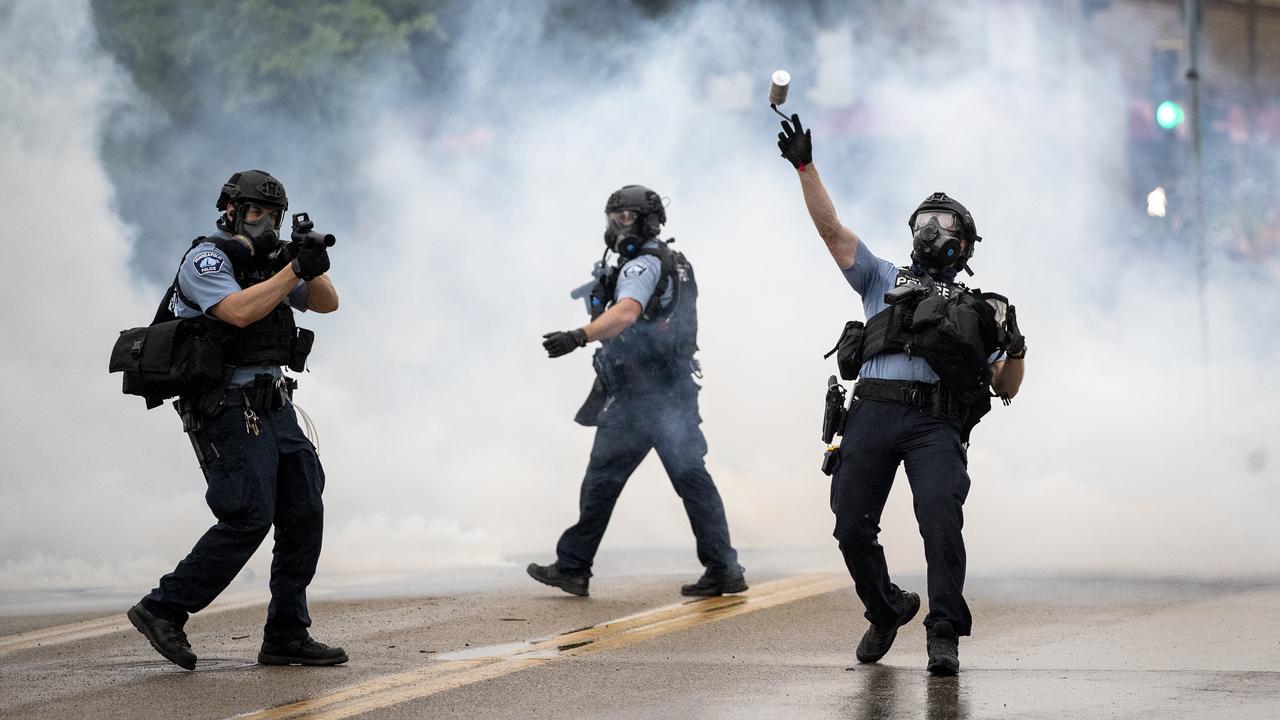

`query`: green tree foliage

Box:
[89,0,446,278]
[92,0,442,124]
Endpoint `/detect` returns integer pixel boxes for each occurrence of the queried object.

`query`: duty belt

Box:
[180,374,297,415]
[853,378,938,408]
[225,374,297,411]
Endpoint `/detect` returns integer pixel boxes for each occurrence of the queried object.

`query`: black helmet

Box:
[216,169,288,216]
[606,185,665,236]
[215,170,289,259]
[907,192,981,274]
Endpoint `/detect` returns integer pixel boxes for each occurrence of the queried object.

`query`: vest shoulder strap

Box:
[152,237,206,325]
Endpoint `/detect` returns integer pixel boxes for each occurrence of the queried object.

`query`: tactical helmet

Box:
[907,192,981,273]
[215,170,289,261]
[216,170,288,218]
[605,185,665,239]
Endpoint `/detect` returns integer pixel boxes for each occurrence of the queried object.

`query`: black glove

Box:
[542,328,588,358]
[291,243,330,281]
[1004,305,1026,358]
[777,113,813,169]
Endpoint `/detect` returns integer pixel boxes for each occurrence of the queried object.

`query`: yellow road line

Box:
[0,600,259,658]
[232,573,847,720]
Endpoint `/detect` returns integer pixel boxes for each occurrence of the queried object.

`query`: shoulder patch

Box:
[193,250,226,276]
[622,264,648,279]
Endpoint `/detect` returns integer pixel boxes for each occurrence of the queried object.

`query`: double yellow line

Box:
[0,599,258,659]
[231,573,847,720]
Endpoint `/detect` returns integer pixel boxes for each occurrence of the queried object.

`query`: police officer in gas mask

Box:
[126,170,347,669]
[777,116,1026,675]
[529,185,746,598]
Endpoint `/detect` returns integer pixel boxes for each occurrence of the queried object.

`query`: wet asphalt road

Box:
[1,572,1277,719]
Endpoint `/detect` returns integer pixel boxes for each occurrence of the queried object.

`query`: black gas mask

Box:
[906,192,981,276]
[604,209,647,259]
[910,211,964,272]
[232,202,287,262]
[602,185,666,260]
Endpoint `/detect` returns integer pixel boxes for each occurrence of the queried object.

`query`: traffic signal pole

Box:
[1184,0,1207,361]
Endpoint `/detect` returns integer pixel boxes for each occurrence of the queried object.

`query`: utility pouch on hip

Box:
[109,319,224,408]
[821,446,841,476]
[824,321,865,381]
[289,327,315,372]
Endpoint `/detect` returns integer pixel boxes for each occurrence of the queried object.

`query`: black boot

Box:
[526,562,589,597]
[127,603,197,670]
[855,591,920,663]
[926,621,960,676]
[258,636,349,666]
[680,569,748,597]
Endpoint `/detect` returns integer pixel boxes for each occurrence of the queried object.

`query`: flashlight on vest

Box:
[884,283,928,306]
[769,69,791,120]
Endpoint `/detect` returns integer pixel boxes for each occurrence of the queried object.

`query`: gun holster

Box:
[174,397,203,433]
[574,377,609,427]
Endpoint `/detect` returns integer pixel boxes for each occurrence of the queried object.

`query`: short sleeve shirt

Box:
[841,239,1003,382]
[612,240,673,310]
[170,231,309,386]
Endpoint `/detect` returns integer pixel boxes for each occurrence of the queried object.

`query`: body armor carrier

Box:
[112,236,313,411]
[588,242,699,393]
[170,236,313,371]
[827,267,1006,441]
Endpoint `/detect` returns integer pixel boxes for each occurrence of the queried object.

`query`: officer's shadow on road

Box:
[841,665,968,720]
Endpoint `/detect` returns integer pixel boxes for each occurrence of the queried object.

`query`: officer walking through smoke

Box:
[123,170,347,669]
[528,185,746,598]
[777,115,1026,675]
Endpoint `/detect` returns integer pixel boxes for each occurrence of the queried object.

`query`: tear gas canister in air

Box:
[769,70,790,105]
[769,70,791,120]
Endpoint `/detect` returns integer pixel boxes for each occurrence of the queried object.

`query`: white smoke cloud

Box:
[1,0,1277,606]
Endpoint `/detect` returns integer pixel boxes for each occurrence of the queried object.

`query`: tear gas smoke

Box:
[1,0,1277,605]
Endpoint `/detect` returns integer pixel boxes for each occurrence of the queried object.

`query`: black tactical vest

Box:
[172,237,312,371]
[590,243,699,390]
[828,267,1006,438]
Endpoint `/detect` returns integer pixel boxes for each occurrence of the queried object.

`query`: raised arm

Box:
[778,114,860,270]
[796,164,860,269]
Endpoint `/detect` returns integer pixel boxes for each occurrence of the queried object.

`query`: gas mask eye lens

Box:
[913,211,957,232]
[608,210,638,227]
[243,204,284,231]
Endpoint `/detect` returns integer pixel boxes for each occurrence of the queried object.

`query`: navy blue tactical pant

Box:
[831,398,973,635]
[141,400,325,642]
[556,385,741,576]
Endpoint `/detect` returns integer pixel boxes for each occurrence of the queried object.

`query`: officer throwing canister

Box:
[125,170,346,669]
[529,185,746,598]
[777,115,1026,675]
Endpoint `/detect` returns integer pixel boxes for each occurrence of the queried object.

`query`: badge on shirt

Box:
[622,264,647,279]
[193,251,225,275]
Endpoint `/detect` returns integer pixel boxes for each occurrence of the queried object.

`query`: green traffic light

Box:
[1156,100,1185,130]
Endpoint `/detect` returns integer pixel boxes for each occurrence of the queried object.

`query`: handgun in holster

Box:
[821,375,847,476]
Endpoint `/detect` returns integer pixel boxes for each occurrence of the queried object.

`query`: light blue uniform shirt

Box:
[842,238,1003,383]
[171,230,309,387]
[611,239,673,311]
